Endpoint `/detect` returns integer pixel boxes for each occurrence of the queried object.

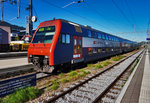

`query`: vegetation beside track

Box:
[45,69,91,91]
[111,55,125,61]
[0,87,43,103]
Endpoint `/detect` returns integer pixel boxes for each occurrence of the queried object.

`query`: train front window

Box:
[32,26,55,43]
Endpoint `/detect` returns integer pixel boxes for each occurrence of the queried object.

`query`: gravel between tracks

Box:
[53,50,142,103]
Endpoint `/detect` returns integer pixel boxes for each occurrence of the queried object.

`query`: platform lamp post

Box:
[62,0,84,8]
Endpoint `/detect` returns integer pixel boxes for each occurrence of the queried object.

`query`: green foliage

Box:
[78,72,86,77]
[46,86,50,91]
[68,77,74,82]
[78,70,91,77]
[112,56,119,61]
[51,78,57,83]
[79,69,91,74]
[79,69,86,74]
[130,58,140,74]
[87,64,95,67]
[103,61,112,66]
[86,71,91,74]
[51,80,59,90]
[121,83,125,87]
[60,78,68,83]
[1,87,43,103]
[58,73,64,78]
[96,64,103,68]
[68,71,78,77]
[51,84,59,90]
[112,55,124,61]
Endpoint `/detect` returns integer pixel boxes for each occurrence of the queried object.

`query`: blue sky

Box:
[1,0,150,42]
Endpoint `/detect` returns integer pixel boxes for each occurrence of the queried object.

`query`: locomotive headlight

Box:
[29,55,32,57]
[45,56,49,58]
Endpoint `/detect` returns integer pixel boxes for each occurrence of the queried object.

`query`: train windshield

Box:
[32,26,55,43]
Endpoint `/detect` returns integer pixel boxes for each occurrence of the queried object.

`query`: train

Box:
[9,30,34,51]
[0,30,34,52]
[27,19,138,73]
[10,34,32,51]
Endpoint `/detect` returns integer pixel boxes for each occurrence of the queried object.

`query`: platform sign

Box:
[146,38,150,40]
[0,73,36,97]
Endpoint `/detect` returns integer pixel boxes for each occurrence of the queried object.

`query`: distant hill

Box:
[0,21,25,31]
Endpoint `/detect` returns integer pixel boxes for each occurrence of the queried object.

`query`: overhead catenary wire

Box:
[123,0,142,42]
[83,1,123,33]
[112,0,133,28]
[41,0,115,33]
[124,0,141,31]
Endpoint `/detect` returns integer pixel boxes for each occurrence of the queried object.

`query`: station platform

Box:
[0,51,27,58]
[0,57,29,69]
[0,57,33,75]
[117,48,150,103]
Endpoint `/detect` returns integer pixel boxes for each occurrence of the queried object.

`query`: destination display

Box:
[37,26,55,33]
[0,73,36,97]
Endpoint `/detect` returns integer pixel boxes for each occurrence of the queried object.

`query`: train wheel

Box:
[60,63,72,73]
[43,65,55,73]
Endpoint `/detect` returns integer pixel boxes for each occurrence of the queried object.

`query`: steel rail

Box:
[44,49,144,103]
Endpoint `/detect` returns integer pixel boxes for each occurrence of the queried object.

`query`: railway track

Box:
[41,49,144,103]
[98,51,143,103]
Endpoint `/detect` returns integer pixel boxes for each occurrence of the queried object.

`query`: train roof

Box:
[43,19,137,44]
[59,19,136,43]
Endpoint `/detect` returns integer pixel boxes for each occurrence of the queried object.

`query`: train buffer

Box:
[116,48,150,103]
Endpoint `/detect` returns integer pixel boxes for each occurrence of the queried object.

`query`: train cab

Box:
[28,20,61,72]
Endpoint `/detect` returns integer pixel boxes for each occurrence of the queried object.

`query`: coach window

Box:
[78,39,82,53]
[111,36,113,41]
[88,30,92,37]
[109,36,111,40]
[93,48,97,53]
[62,34,66,43]
[105,35,108,40]
[102,34,105,40]
[97,33,101,39]
[94,32,97,38]
[66,34,70,44]
[74,39,77,54]
[113,37,115,41]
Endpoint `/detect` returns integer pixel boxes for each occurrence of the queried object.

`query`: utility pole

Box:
[26,0,33,35]
[1,0,20,22]
[0,0,4,22]
[17,0,20,18]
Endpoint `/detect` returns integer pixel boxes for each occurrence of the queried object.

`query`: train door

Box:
[73,36,82,59]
